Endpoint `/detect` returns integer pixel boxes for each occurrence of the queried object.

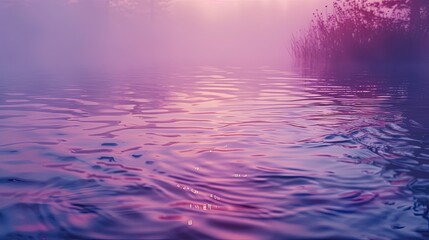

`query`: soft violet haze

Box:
[0,0,326,75]
[2,1,429,239]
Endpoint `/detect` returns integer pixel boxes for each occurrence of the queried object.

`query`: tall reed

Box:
[292,0,429,73]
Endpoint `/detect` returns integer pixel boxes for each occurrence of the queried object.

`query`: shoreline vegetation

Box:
[291,0,429,75]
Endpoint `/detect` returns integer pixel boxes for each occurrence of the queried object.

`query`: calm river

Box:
[0,67,428,239]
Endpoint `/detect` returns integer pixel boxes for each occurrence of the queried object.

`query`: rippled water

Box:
[1,67,429,239]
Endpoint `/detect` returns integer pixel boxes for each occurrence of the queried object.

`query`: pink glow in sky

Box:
[0,0,327,75]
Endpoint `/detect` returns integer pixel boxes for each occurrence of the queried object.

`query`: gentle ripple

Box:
[0,67,429,239]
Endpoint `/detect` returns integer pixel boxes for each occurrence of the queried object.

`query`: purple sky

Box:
[0,0,326,75]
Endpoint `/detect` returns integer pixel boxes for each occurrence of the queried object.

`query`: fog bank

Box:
[0,0,326,76]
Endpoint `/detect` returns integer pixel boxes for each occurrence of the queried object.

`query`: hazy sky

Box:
[0,0,327,75]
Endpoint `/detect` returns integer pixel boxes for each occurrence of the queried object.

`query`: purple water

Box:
[0,67,428,239]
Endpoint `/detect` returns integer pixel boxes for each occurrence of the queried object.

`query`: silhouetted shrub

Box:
[292,0,429,74]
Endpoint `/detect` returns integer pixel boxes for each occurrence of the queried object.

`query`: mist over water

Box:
[2,1,429,239]
[0,0,325,75]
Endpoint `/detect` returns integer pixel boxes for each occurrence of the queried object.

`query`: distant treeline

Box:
[291,0,429,74]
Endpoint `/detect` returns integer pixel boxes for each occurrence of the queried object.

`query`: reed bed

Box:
[291,0,429,73]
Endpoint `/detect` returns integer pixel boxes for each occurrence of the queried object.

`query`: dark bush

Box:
[291,0,429,74]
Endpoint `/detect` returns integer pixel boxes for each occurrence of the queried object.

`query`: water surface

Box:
[0,67,429,239]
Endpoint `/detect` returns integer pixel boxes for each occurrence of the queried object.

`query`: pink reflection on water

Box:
[0,67,427,238]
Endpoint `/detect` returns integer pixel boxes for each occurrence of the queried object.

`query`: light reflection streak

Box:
[0,67,427,238]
